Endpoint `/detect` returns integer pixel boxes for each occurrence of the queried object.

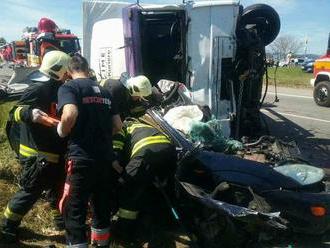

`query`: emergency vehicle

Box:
[25,18,81,67]
[11,40,29,67]
[0,18,81,101]
[311,33,330,107]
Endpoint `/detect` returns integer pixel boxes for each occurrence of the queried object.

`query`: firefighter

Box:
[0,51,71,243]
[111,119,177,245]
[56,55,122,247]
[101,75,162,120]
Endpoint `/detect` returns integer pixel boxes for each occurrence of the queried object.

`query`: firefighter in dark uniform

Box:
[1,51,71,243]
[111,119,177,244]
[56,55,122,247]
[101,75,162,120]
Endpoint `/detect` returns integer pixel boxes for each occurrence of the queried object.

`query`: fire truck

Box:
[11,40,29,66]
[311,33,330,107]
[25,17,81,67]
[4,18,80,68]
[0,18,81,100]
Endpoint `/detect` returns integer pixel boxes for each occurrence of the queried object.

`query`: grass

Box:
[0,101,19,181]
[265,66,314,88]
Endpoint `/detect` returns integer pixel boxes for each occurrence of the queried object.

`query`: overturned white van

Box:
[82,0,280,138]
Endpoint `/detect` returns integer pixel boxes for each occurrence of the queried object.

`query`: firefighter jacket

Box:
[7,79,66,164]
[112,119,172,165]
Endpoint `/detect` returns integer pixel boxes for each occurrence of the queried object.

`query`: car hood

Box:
[193,150,304,190]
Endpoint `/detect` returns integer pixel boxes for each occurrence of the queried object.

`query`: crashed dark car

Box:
[146,109,330,247]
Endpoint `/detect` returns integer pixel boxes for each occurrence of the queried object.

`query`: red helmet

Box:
[38,18,57,33]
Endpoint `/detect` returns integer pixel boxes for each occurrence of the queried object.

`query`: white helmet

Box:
[126,75,152,98]
[39,50,71,81]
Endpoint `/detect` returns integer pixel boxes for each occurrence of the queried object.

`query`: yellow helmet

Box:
[126,75,152,98]
[39,51,71,81]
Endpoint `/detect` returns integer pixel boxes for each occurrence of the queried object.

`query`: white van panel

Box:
[90,19,126,79]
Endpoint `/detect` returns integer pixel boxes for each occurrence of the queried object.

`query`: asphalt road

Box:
[262,86,330,168]
[260,86,330,247]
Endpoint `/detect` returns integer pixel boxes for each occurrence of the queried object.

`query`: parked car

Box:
[278,60,288,67]
[301,59,315,72]
[294,57,305,65]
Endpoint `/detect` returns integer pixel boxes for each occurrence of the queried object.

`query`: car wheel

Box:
[239,4,281,46]
[313,81,330,107]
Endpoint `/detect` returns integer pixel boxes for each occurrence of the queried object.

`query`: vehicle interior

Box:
[138,9,186,85]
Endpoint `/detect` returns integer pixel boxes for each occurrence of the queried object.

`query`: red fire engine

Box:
[311,33,330,107]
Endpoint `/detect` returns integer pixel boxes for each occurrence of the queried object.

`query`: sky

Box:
[0,0,329,55]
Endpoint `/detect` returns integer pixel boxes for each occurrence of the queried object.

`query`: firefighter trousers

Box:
[118,146,177,220]
[2,157,64,233]
[60,158,113,247]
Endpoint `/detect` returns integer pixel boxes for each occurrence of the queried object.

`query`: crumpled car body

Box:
[147,109,330,247]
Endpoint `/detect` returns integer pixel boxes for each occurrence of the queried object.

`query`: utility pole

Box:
[304,36,308,58]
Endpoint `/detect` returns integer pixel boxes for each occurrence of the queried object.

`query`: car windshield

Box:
[274,163,325,185]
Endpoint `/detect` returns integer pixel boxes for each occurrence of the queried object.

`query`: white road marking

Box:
[261,109,330,123]
[267,92,313,99]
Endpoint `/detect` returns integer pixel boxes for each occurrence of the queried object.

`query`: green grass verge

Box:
[0,101,18,179]
[265,66,314,88]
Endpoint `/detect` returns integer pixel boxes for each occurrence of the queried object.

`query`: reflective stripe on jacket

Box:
[19,144,60,163]
[112,120,172,163]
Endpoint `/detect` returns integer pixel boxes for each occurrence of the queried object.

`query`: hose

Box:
[243,135,274,147]
[260,61,269,107]
[273,64,279,103]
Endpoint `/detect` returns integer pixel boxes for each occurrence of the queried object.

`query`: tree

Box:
[269,35,304,60]
[0,37,7,46]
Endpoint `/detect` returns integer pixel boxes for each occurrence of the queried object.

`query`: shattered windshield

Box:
[274,163,325,185]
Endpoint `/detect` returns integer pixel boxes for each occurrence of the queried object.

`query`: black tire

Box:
[239,4,281,46]
[313,81,330,107]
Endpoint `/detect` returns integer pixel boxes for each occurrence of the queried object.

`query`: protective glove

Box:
[31,108,48,123]
[112,160,123,174]
[112,160,131,184]
[31,109,59,127]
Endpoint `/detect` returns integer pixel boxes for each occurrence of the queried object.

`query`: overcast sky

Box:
[0,0,329,55]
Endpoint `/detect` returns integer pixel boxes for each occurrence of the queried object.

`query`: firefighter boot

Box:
[91,227,111,247]
[0,218,19,244]
[111,218,140,248]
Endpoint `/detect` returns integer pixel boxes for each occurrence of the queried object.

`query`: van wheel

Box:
[314,81,330,107]
[239,4,280,46]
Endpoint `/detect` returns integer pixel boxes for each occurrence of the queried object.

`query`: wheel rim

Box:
[317,86,328,103]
